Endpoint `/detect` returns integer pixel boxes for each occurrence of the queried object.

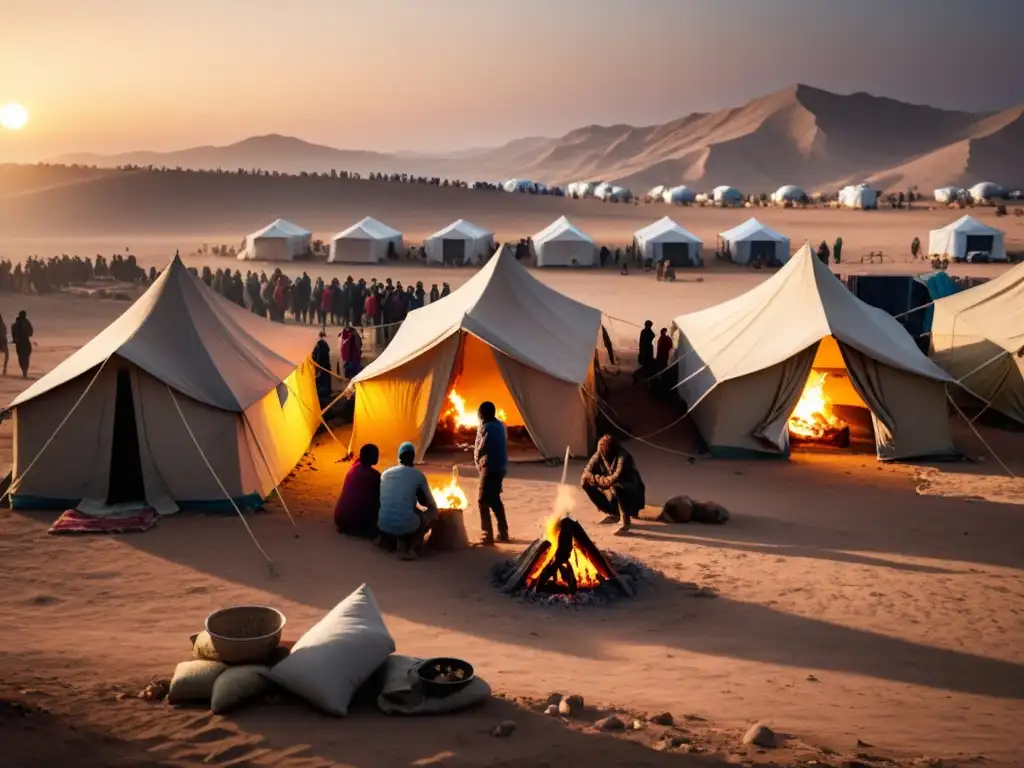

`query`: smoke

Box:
[553,483,577,519]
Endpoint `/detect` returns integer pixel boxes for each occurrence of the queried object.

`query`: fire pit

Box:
[426,467,470,551]
[492,514,652,606]
[788,371,851,447]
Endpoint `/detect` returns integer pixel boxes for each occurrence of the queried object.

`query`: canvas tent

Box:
[934,186,962,204]
[927,215,1007,262]
[773,185,806,203]
[930,262,1024,425]
[713,186,743,205]
[329,217,403,263]
[6,256,321,514]
[969,182,1004,202]
[424,219,495,266]
[719,218,790,266]
[672,244,956,461]
[240,219,312,261]
[839,184,878,209]
[531,216,597,267]
[348,247,600,463]
[634,217,703,266]
[664,185,696,204]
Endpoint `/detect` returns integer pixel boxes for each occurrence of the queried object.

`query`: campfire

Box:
[426,466,470,551]
[788,371,850,447]
[442,388,507,430]
[431,466,469,510]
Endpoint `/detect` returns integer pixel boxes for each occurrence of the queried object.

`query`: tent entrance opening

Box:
[788,337,875,450]
[661,243,691,267]
[107,369,146,504]
[964,235,994,255]
[749,240,776,264]
[431,334,536,454]
[442,239,466,266]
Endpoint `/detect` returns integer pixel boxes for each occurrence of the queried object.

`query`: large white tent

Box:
[719,218,790,266]
[773,185,806,204]
[934,186,963,204]
[530,216,597,267]
[634,217,703,266]
[672,244,956,461]
[424,219,495,265]
[930,262,1024,425]
[240,219,312,261]
[7,256,320,513]
[839,184,878,209]
[969,182,1005,202]
[927,215,1007,262]
[329,217,403,263]
[348,247,600,463]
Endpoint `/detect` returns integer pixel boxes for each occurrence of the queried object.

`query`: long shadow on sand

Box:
[122,513,1024,701]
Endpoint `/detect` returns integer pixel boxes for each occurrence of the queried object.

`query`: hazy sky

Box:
[2,0,1023,162]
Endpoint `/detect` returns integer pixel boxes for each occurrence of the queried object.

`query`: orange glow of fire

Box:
[444,388,507,429]
[431,465,468,510]
[789,371,846,440]
[524,513,603,590]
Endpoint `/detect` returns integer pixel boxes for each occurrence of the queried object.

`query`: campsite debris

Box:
[807,674,820,682]
[544,705,559,716]
[651,711,675,726]
[558,693,584,716]
[492,720,517,737]
[544,692,563,707]
[670,735,692,747]
[743,723,777,748]
[595,715,626,731]
[632,718,644,730]
[139,679,170,702]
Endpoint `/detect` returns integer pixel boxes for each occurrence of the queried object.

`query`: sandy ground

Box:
[1,265,1024,767]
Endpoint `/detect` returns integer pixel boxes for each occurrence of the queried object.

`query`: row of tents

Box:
[5,243,1022,515]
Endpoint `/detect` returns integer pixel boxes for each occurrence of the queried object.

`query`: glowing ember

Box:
[789,371,847,440]
[523,512,604,591]
[431,465,468,510]
[444,388,507,430]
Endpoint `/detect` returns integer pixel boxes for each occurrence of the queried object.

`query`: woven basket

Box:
[204,605,286,664]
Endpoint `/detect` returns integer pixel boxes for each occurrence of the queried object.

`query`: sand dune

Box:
[49,84,1024,193]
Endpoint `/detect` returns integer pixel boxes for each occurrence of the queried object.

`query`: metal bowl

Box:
[415,657,475,698]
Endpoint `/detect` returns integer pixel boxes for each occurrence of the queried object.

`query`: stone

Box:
[544,692,563,707]
[650,711,674,726]
[670,735,692,747]
[806,674,819,682]
[544,705,559,716]
[632,719,644,731]
[492,720,517,738]
[743,723,776,748]
[559,694,584,716]
[595,715,626,732]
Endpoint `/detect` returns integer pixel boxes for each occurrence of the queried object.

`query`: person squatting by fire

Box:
[580,434,646,536]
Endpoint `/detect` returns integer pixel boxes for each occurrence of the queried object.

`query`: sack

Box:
[211,665,271,714]
[191,631,219,661]
[659,495,694,523]
[264,584,395,716]
[167,660,227,704]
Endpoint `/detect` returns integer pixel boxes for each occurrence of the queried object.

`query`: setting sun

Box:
[0,103,29,130]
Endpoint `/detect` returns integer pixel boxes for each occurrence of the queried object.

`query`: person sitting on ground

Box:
[333,444,381,539]
[474,401,509,545]
[581,434,645,535]
[378,442,438,560]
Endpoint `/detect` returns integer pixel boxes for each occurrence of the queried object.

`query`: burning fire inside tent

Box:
[433,387,530,448]
[788,372,850,447]
[492,513,648,605]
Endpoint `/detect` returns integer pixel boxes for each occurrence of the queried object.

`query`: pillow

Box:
[264,584,395,716]
[211,665,271,714]
[167,660,227,704]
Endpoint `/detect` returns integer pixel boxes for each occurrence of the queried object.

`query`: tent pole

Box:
[166,386,277,574]
[945,385,1016,479]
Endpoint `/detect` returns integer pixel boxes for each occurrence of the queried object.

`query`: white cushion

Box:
[264,584,394,716]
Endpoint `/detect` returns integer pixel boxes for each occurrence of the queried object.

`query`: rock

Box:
[559,694,583,716]
[632,719,644,731]
[595,715,626,732]
[670,735,691,747]
[743,723,776,748]
[544,692,563,707]
[544,705,559,716]
[659,495,694,523]
[650,711,674,726]
[138,679,169,702]
[492,720,517,738]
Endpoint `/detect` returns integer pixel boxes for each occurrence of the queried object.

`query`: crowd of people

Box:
[0,253,150,294]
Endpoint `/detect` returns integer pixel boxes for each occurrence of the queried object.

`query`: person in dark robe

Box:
[833,237,843,264]
[654,327,673,392]
[474,401,509,545]
[333,444,381,539]
[313,331,332,399]
[339,326,363,378]
[816,240,830,265]
[440,282,451,298]
[429,283,440,304]
[320,280,334,325]
[635,320,655,382]
[11,310,33,379]
[0,313,8,376]
[580,434,645,535]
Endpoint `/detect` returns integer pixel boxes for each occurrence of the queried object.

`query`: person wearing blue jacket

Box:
[378,442,438,559]
[474,401,509,545]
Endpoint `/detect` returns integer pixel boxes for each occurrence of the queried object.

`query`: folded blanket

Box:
[378,655,490,715]
[48,508,157,535]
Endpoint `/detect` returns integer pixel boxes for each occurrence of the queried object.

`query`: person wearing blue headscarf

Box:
[378,442,438,559]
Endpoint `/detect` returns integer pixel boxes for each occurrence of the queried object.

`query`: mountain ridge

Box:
[52,85,1023,192]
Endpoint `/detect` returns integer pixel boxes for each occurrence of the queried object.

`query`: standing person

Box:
[312,331,332,399]
[11,310,33,379]
[378,442,438,560]
[911,236,921,260]
[429,283,440,304]
[816,240,830,265]
[833,236,843,265]
[635,320,655,382]
[580,434,645,535]
[655,327,674,394]
[0,313,8,376]
[339,326,363,379]
[474,401,509,545]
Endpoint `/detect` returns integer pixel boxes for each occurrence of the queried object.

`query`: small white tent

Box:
[646,185,667,202]
[672,244,956,461]
[329,217,403,263]
[424,219,495,265]
[503,179,535,193]
[7,256,320,513]
[634,217,703,266]
[773,185,806,204]
[930,262,1024,425]
[567,181,599,198]
[664,185,697,204]
[934,186,963,204]
[531,216,597,267]
[969,182,1005,202]
[240,219,312,261]
[713,186,743,206]
[839,184,878,209]
[348,247,600,463]
[719,218,790,266]
[927,215,1006,262]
